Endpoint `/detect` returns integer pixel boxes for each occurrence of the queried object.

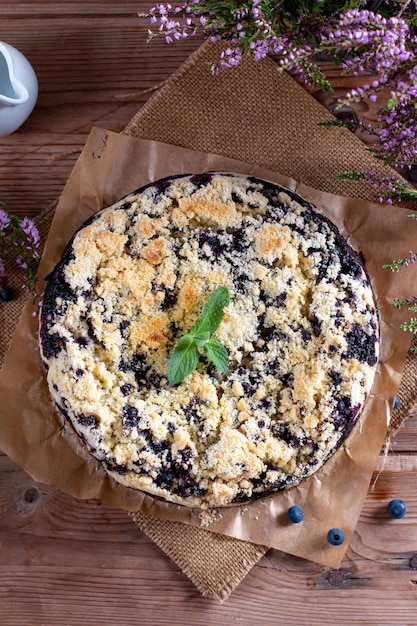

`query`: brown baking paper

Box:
[0,127,415,568]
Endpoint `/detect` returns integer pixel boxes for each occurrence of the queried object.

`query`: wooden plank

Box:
[389,413,417,453]
[1,447,417,621]
[1,18,203,217]
[1,1,155,16]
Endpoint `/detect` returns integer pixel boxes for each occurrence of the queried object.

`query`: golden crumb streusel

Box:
[39,173,379,508]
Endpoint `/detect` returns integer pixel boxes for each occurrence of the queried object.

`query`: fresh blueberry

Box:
[287,505,304,523]
[387,499,407,519]
[0,287,13,301]
[392,396,401,410]
[327,528,345,546]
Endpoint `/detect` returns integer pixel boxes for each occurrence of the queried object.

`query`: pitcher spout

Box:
[0,43,30,104]
[0,41,37,135]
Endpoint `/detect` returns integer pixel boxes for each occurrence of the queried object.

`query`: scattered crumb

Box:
[198,509,223,527]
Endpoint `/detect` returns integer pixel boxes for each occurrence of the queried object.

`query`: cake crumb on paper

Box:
[198,509,223,527]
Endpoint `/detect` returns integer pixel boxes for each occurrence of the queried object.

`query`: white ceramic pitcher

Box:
[0,41,38,137]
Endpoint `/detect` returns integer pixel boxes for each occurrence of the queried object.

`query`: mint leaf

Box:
[167,286,230,385]
[190,286,230,336]
[167,334,200,386]
[203,339,229,372]
[193,331,211,347]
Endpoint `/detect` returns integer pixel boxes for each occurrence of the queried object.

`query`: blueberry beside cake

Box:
[39,172,379,509]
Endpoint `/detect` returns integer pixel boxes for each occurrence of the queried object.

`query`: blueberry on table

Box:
[327,528,345,546]
[0,287,13,301]
[287,505,304,523]
[392,395,401,410]
[387,499,407,519]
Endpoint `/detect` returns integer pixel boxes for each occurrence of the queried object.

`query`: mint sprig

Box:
[167,286,230,385]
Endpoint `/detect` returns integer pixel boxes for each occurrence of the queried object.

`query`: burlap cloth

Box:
[1,40,416,602]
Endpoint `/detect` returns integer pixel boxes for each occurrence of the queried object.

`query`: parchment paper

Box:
[0,127,415,568]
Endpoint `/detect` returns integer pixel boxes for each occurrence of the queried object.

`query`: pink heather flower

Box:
[144,1,417,176]
[16,255,28,270]
[0,207,40,301]
[0,208,9,233]
[20,217,40,248]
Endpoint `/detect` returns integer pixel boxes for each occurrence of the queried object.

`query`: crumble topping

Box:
[39,172,379,508]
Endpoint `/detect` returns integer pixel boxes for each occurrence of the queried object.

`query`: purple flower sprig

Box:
[383,249,417,272]
[400,317,417,345]
[320,8,414,79]
[142,1,417,199]
[391,296,417,311]
[319,7,417,171]
[140,1,347,90]
[335,170,417,203]
[392,294,417,349]
[0,204,40,301]
[383,250,417,351]
[388,293,417,350]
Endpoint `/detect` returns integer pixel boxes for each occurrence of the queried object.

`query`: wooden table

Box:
[2,3,417,623]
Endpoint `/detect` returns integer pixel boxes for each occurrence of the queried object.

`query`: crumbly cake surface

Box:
[39,172,379,509]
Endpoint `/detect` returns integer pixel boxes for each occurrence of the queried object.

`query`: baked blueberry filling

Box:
[119,353,150,385]
[332,399,361,434]
[345,323,378,366]
[76,413,98,427]
[119,320,130,336]
[160,287,178,309]
[103,459,128,475]
[41,332,68,359]
[120,383,135,396]
[198,230,231,258]
[122,404,139,430]
[75,336,90,347]
[189,172,214,188]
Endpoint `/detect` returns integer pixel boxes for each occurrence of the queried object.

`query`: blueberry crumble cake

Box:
[39,172,379,509]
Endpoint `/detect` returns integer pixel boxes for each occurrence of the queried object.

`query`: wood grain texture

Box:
[1,3,417,623]
[1,4,393,219]
[1,450,417,625]
[1,1,204,218]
